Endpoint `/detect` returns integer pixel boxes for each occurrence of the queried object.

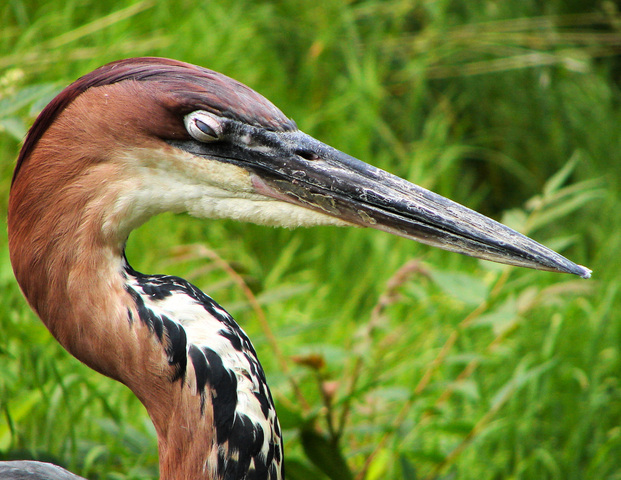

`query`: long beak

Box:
[250,130,591,278]
[178,128,591,278]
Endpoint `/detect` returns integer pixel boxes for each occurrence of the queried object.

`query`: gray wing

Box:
[0,461,87,480]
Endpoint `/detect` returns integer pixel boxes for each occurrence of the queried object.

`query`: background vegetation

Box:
[1,1,620,479]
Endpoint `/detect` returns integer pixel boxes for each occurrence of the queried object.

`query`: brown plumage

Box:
[13,57,296,185]
[9,58,288,480]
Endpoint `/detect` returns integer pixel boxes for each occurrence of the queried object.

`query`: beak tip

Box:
[575,265,592,279]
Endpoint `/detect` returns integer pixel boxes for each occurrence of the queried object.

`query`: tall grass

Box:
[1,1,620,479]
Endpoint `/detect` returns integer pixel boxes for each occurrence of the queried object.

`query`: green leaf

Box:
[272,400,303,430]
[490,359,556,410]
[542,154,580,197]
[300,428,353,480]
[430,269,489,305]
[528,188,603,233]
[366,448,391,480]
[470,296,518,336]
[285,458,330,480]
[0,389,42,449]
[399,455,418,480]
[0,83,58,118]
[409,449,446,463]
[435,419,475,434]
[444,379,481,402]
[0,117,26,140]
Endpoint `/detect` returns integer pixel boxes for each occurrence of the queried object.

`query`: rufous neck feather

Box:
[8,82,220,480]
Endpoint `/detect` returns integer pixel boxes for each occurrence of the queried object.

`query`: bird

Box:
[3,57,591,480]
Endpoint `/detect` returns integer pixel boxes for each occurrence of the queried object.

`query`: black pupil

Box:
[195,119,217,138]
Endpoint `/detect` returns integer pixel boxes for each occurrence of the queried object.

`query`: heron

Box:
[3,57,590,480]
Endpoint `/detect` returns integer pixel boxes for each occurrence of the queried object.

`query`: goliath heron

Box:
[3,57,590,480]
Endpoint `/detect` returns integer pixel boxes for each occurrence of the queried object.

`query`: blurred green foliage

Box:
[1,1,620,479]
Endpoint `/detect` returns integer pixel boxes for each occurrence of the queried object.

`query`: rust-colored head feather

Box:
[13,57,296,186]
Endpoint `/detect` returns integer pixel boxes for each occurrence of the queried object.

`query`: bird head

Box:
[12,57,590,278]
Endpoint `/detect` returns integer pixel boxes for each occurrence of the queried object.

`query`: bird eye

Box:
[184,111,222,142]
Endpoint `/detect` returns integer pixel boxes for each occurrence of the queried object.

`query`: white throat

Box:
[103,146,351,241]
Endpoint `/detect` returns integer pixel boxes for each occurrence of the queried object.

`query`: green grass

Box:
[1,1,620,479]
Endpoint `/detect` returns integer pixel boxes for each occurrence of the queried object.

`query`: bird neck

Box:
[8,152,221,480]
[8,149,283,480]
[9,155,125,369]
[8,87,284,479]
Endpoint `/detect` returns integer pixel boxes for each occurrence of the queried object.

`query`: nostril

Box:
[295,149,319,161]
